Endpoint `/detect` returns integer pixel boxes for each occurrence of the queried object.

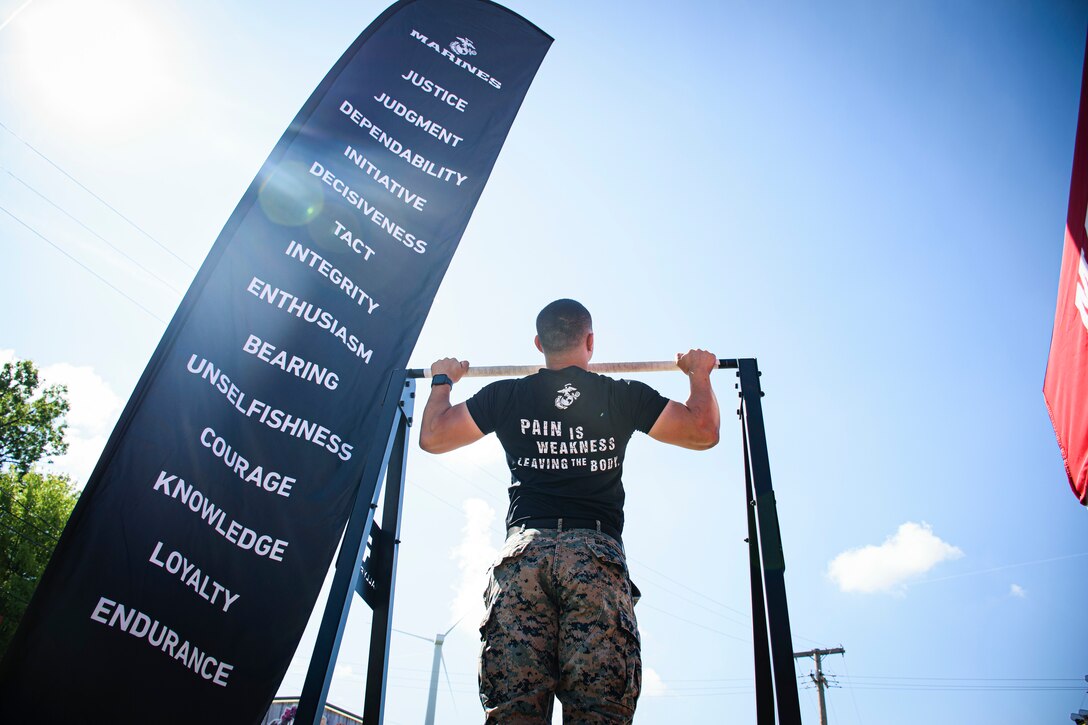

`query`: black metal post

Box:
[737,358,802,724]
[295,373,415,725]
[743,417,775,725]
[362,379,412,724]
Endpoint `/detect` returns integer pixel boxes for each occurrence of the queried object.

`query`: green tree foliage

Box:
[0,358,77,658]
[0,470,78,656]
[0,360,69,473]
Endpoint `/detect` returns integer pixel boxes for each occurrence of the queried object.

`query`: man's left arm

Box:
[648,349,721,450]
[418,358,485,454]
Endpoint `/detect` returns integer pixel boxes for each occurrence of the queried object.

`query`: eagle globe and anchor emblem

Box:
[554,384,580,410]
[449,36,477,56]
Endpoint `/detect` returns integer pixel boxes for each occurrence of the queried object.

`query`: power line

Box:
[911,551,1088,586]
[417,455,507,510]
[0,203,166,323]
[841,675,1084,682]
[0,120,196,270]
[0,501,60,543]
[0,516,52,553]
[833,674,1084,692]
[842,683,1084,690]
[628,556,751,621]
[838,651,864,725]
[638,602,750,643]
[2,166,184,294]
[408,478,505,539]
[632,573,750,628]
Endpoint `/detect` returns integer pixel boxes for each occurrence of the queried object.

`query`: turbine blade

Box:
[391,627,433,643]
[443,615,466,637]
[441,653,459,714]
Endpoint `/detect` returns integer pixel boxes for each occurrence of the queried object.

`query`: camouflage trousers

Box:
[479,526,641,724]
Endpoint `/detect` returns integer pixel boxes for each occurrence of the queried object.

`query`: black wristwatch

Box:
[431,373,453,387]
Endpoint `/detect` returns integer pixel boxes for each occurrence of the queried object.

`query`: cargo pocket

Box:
[478,601,499,704]
[491,532,533,573]
[480,534,533,632]
[585,537,628,573]
[584,537,642,711]
[617,606,642,708]
[592,602,641,712]
[586,537,638,604]
[478,533,537,712]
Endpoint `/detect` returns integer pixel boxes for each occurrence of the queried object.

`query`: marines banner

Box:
[0,1,551,721]
[1045,42,1088,505]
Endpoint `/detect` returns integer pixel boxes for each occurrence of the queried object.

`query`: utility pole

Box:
[793,647,845,725]
[1071,675,1088,723]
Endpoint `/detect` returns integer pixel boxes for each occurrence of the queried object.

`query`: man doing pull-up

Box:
[420,298,720,724]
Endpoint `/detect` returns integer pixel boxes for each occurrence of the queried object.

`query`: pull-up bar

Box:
[406,358,740,378]
[297,357,800,725]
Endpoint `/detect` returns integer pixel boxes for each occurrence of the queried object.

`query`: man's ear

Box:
[534,335,544,354]
[586,332,594,355]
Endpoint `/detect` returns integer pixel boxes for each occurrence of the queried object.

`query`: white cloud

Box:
[450,498,500,629]
[40,362,123,432]
[1010,584,1026,598]
[2,351,123,484]
[827,522,963,594]
[39,361,123,485]
[333,663,365,683]
[642,667,668,697]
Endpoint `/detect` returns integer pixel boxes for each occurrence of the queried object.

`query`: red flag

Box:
[1044,42,1088,504]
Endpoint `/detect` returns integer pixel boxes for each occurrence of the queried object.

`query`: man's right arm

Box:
[418,358,485,454]
[648,349,720,451]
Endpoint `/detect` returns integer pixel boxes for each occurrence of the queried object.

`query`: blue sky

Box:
[2,1,1088,723]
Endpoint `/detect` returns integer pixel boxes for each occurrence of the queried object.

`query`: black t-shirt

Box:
[466,366,668,535]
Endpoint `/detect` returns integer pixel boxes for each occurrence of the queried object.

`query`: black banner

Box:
[0,1,550,721]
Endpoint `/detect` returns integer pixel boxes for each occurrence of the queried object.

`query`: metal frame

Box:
[296,372,415,725]
[294,358,801,724]
[736,359,802,724]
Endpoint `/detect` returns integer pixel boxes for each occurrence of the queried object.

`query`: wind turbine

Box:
[424,620,462,725]
[393,618,462,724]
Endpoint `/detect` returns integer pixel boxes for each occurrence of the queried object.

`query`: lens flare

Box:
[257,162,324,227]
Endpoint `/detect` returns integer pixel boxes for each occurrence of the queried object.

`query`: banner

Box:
[1045,41,1088,504]
[0,1,551,720]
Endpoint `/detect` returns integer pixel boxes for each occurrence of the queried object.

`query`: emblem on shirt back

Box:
[554,384,580,410]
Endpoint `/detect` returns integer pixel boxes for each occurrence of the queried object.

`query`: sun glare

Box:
[12,0,183,138]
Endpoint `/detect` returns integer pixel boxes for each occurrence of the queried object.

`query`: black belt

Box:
[508,517,622,545]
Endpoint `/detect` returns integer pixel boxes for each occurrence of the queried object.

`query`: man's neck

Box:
[543,354,590,371]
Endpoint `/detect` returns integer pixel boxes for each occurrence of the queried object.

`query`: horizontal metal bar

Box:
[406,359,739,379]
